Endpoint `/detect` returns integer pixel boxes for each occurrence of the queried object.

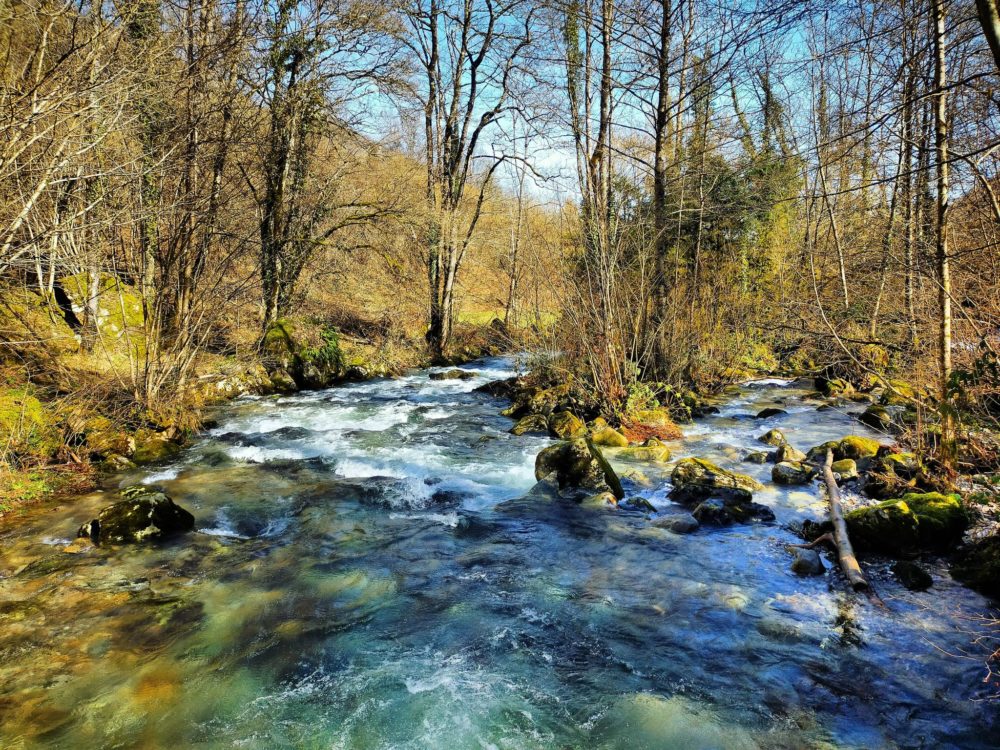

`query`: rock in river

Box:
[77,486,195,545]
[772,461,816,485]
[669,458,764,505]
[429,368,477,381]
[534,439,624,499]
[790,548,825,576]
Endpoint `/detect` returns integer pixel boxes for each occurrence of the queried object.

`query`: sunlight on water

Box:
[1,356,998,748]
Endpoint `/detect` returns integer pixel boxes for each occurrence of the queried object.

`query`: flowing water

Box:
[1,356,999,749]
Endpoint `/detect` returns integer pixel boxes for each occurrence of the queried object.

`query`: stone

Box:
[831,458,858,482]
[620,438,672,463]
[510,414,548,436]
[858,404,892,431]
[77,487,195,545]
[744,451,771,464]
[772,461,816,485]
[774,443,807,463]
[951,536,1000,599]
[806,435,882,463]
[669,457,764,506]
[844,492,967,555]
[790,548,825,576]
[589,423,629,448]
[756,407,787,419]
[652,513,699,533]
[892,560,933,591]
[580,491,618,509]
[268,368,298,393]
[534,439,623,499]
[429,368,477,381]
[757,429,786,447]
[620,496,657,512]
[548,410,587,439]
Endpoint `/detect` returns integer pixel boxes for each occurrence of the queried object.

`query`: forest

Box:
[3,0,1000,746]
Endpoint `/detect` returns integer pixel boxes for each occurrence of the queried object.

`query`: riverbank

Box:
[0,303,512,515]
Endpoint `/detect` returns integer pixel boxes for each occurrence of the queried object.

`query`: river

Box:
[1,355,998,748]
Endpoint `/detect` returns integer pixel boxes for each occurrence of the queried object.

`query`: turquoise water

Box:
[1,356,998,748]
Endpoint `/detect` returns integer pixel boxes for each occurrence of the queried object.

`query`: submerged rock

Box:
[77,487,195,545]
[534,439,623,499]
[844,492,967,555]
[892,560,933,591]
[593,693,758,750]
[620,496,657,512]
[652,513,699,533]
[692,497,775,526]
[581,491,618,509]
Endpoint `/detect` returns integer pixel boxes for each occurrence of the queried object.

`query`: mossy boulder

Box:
[844,492,967,555]
[429,368,477,381]
[548,410,587,439]
[858,404,892,431]
[772,461,816,485]
[262,318,299,371]
[831,458,858,481]
[0,388,62,461]
[534,439,623,499]
[510,414,548,436]
[268,368,298,393]
[951,536,1000,599]
[744,451,771,464]
[816,376,855,397]
[758,429,786,447]
[879,379,917,406]
[807,435,882,463]
[669,458,764,506]
[620,438,672,463]
[77,487,195,545]
[774,443,806,463]
[133,432,182,464]
[589,420,629,448]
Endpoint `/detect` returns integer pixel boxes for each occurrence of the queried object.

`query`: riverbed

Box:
[1,356,998,748]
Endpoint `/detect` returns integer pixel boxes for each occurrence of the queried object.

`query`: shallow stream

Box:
[1,356,998,748]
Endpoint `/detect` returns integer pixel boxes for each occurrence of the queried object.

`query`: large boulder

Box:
[548,410,587,439]
[756,407,787,419]
[669,458,764,506]
[772,461,816,485]
[534,439,623,499]
[844,492,967,555]
[806,435,882,463]
[77,486,195,545]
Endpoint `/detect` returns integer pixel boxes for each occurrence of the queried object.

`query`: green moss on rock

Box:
[845,492,967,555]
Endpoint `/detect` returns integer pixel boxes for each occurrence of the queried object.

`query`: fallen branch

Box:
[822,448,870,592]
